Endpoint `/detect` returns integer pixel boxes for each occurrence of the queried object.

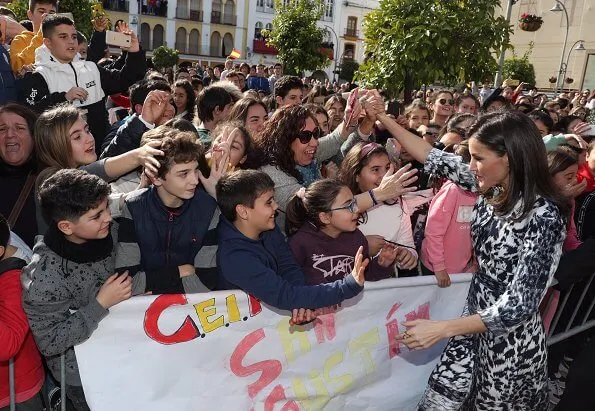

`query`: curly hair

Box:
[254,105,318,182]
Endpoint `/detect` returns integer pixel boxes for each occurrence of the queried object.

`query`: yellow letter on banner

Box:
[323,351,354,394]
[194,298,224,333]
[276,319,311,364]
[348,328,381,375]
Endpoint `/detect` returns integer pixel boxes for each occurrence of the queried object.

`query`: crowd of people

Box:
[1,1,595,410]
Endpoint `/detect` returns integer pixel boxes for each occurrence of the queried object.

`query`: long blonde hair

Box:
[35,104,82,170]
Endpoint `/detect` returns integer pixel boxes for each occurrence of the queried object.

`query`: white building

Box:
[246,0,379,80]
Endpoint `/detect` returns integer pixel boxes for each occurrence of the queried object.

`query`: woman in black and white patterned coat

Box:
[378,110,569,410]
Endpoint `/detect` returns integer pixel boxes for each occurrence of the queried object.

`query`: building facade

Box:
[100,1,380,74]
[246,0,378,80]
[501,0,594,90]
[102,0,248,66]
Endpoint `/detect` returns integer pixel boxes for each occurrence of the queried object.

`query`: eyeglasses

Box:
[438,98,455,105]
[328,198,358,214]
[297,127,322,144]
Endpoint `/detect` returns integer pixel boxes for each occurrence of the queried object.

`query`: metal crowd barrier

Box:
[9,358,15,411]
[7,353,66,411]
[547,272,595,346]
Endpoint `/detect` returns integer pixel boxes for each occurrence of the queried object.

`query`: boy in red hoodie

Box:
[0,213,44,410]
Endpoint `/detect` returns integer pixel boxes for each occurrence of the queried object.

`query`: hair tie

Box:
[296,187,306,200]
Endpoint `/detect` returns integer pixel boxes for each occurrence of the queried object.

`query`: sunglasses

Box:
[328,198,358,214]
[423,131,439,137]
[297,127,322,144]
[438,98,455,105]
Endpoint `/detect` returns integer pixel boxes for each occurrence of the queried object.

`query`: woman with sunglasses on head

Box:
[255,104,419,233]
[430,91,455,127]
[338,142,417,280]
[286,179,398,284]
[377,110,569,410]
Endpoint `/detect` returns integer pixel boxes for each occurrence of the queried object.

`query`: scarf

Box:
[296,161,321,188]
[45,223,113,264]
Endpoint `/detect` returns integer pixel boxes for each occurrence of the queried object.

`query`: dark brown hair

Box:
[141,129,202,179]
[285,179,345,236]
[547,149,578,177]
[338,142,389,195]
[254,105,318,182]
[469,111,570,221]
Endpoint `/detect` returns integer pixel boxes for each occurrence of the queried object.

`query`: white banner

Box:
[76,274,472,411]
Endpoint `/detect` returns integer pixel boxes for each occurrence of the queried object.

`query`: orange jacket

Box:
[9,29,43,75]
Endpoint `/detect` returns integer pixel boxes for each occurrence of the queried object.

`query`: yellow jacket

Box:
[9,29,44,75]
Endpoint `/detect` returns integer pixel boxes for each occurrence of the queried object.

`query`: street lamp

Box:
[559,40,586,90]
[494,0,518,88]
[550,1,569,97]
[324,25,340,82]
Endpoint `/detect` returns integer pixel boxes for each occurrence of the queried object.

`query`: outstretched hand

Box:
[396,319,448,350]
[199,141,230,198]
[351,245,369,286]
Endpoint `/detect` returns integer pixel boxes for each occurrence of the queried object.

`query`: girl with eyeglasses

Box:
[430,90,455,127]
[286,179,398,285]
[338,142,418,279]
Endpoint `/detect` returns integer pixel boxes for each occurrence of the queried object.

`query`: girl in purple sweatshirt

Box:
[286,179,397,285]
[421,141,478,286]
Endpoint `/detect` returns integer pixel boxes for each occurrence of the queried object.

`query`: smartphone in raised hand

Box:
[106,30,131,48]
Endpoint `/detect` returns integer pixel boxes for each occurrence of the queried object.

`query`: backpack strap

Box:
[8,172,36,228]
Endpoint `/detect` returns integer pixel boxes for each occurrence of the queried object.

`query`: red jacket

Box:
[577,163,595,194]
[0,258,44,408]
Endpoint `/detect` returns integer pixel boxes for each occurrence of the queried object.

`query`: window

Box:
[255,22,263,39]
[265,23,273,31]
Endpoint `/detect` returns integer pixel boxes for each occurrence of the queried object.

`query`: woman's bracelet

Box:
[368,189,379,206]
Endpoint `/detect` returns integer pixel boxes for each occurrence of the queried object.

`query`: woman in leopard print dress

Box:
[378,111,569,410]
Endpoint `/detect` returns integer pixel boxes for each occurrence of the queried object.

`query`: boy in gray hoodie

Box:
[22,169,143,410]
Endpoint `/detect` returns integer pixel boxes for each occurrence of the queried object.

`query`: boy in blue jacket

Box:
[216,170,368,324]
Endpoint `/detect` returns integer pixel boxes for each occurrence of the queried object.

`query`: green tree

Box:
[356,0,512,99]
[339,60,360,82]
[502,43,536,88]
[8,0,94,39]
[152,46,179,70]
[263,0,329,76]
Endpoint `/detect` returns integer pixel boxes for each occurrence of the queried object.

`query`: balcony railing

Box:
[141,3,167,17]
[176,7,203,21]
[102,0,129,12]
[344,28,359,38]
[253,39,278,55]
[190,9,203,21]
[223,14,237,25]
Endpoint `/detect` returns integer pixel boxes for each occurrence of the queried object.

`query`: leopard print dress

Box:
[418,149,566,411]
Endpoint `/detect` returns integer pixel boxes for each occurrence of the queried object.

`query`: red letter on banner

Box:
[385,302,402,359]
[144,294,199,344]
[230,328,282,398]
[264,384,299,411]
